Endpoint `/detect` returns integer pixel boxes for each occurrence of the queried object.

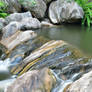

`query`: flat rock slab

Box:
[0,30,37,51]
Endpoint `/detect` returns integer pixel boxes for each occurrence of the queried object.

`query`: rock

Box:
[41,19,54,27]
[8,36,49,61]
[19,0,47,18]
[6,68,56,92]
[20,17,41,30]
[5,11,32,24]
[0,18,6,30]
[2,22,20,39]
[67,70,92,92]
[2,18,41,39]
[41,21,54,27]
[11,40,67,76]
[0,30,37,51]
[49,0,84,23]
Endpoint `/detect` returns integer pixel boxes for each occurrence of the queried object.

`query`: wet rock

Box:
[11,40,67,76]
[9,36,49,59]
[20,17,41,30]
[67,70,92,92]
[0,18,6,30]
[5,11,32,24]
[6,68,56,92]
[0,30,37,51]
[19,0,47,18]
[49,0,84,23]
[2,22,20,39]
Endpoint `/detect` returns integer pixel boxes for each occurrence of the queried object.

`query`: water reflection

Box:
[38,25,92,56]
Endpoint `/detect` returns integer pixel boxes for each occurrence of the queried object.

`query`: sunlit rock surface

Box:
[5,12,32,24]
[2,18,41,39]
[0,31,37,51]
[6,68,56,92]
[67,71,92,92]
[49,0,84,23]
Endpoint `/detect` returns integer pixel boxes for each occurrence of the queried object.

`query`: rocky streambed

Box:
[0,0,92,91]
[0,28,92,92]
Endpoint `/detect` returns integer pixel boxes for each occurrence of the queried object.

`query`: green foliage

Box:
[18,0,36,7]
[75,0,92,27]
[0,1,8,18]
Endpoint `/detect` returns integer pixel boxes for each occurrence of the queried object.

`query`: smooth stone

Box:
[0,30,37,51]
[5,11,32,24]
[49,0,84,23]
[2,18,41,39]
[20,17,41,30]
[41,21,54,27]
[67,70,92,92]
[6,68,56,92]
[2,22,20,39]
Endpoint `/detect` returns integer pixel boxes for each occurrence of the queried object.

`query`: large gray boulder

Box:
[6,68,56,92]
[67,71,92,92]
[2,18,41,39]
[2,22,20,39]
[49,0,84,23]
[19,0,47,18]
[20,17,41,30]
[5,11,32,24]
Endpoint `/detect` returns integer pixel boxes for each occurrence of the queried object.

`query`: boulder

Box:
[49,0,84,23]
[6,68,56,92]
[2,22,20,39]
[1,30,37,51]
[5,11,32,24]
[0,18,6,30]
[41,21,54,27]
[19,0,47,18]
[41,19,54,27]
[2,18,41,39]
[67,71,92,92]
[20,17,41,30]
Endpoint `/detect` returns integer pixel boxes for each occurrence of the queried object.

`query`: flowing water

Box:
[0,24,92,92]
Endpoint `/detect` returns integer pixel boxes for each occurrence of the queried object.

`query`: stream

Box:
[0,25,92,92]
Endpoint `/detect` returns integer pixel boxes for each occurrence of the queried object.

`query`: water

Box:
[38,24,92,56]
